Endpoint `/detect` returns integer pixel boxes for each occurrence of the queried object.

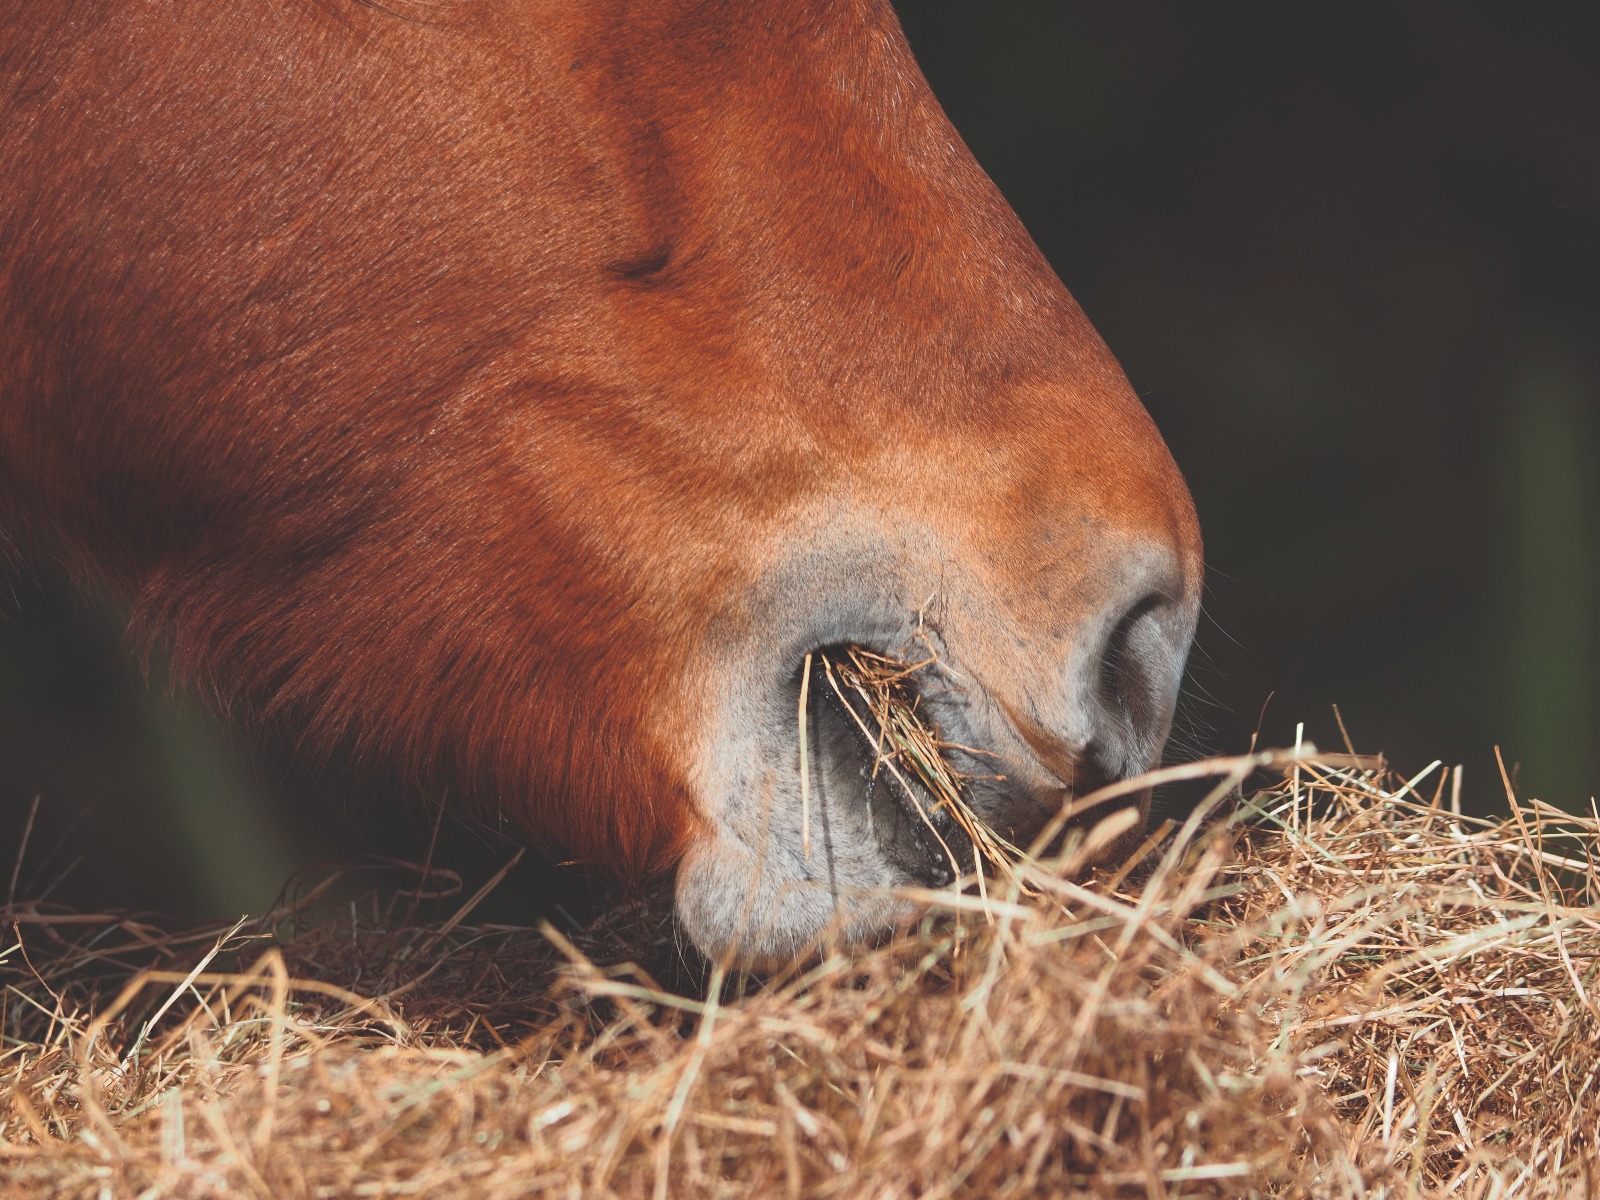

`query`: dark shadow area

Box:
[0,566,599,922]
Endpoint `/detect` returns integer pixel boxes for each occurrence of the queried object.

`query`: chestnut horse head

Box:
[0,1,1201,962]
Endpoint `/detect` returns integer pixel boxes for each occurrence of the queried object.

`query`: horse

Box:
[0,0,1202,963]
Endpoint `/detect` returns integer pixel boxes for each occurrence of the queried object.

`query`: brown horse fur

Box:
[0,1,1202,962]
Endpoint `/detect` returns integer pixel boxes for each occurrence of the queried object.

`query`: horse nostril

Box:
[1096,593,1166,736]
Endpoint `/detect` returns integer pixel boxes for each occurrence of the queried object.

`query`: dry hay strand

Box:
[818,644,1029,892]
[3,732,1599,1196]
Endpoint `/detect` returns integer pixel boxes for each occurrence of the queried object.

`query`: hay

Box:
[4,742,1599,1196]
[819,645,1029,891]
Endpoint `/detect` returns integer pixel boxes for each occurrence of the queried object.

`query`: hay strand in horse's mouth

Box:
[817,646,1032,895]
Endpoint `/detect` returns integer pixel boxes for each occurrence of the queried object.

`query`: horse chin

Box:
[671,833,920,972]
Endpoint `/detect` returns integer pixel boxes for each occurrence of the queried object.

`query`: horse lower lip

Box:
[869,746,973,887]
[806,650,976,887]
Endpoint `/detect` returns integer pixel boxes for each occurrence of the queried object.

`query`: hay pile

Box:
[3,745,1598,1197]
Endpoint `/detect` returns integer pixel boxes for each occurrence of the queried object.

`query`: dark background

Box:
[3,2,1597,918]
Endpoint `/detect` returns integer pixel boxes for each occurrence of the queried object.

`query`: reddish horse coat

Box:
[0,2,1202,961]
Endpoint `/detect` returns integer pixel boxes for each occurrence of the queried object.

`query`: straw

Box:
[3,709,1596,1197]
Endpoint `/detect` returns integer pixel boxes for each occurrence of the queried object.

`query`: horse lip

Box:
[912,663,1141,857]
[806,653,976,887]
[987,690,1084,792]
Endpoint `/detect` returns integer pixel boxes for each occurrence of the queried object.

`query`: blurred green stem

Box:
[1506,357,1597,808]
